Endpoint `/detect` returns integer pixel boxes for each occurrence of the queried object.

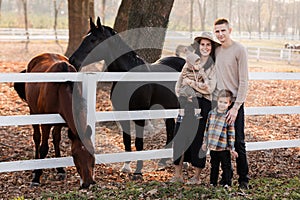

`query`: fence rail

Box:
[0,72,299,173]
[1,28,299,64]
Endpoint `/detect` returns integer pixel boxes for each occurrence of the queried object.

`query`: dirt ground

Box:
[0,41,299,199]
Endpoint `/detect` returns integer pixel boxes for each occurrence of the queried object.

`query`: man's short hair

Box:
[214,18,230,26]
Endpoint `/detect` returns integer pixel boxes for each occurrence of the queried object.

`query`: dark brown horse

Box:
[14,53,95,189]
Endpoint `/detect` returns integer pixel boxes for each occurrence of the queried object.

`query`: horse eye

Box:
[90,38,97,43]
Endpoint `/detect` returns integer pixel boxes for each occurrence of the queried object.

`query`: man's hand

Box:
[226,107,238,125]
[231,150,238,159]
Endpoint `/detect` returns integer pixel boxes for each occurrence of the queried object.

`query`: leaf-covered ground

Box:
[0,41,299,199]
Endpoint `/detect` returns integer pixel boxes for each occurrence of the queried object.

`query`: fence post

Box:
[256,47,260,62]
[82,73,97,146]
[287,49,291,65]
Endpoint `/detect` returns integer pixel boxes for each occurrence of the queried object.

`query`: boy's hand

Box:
[182,78,189,85]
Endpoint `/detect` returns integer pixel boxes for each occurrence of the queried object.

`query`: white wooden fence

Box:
[0,72,299,173]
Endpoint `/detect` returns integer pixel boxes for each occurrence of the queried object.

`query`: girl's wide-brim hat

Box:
[192,31,221,49]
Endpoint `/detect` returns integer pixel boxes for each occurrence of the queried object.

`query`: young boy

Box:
[202,89,238,188]
[175,52,208,122]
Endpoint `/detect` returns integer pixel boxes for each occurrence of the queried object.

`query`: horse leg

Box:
[31,124,42,186]
[31,125,51,186]
[133,119,145,179]
[158,118,175,167]
[119,120,132,173]
[52,125,66,180]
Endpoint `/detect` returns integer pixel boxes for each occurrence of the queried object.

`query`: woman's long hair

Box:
[192,39,218,71]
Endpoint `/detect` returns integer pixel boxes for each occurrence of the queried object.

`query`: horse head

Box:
[68,126,95,189]
[69,17,109,70]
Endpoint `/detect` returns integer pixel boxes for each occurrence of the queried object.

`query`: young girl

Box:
[202,89,238,188]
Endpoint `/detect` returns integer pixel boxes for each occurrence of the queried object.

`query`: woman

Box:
[171,31,220,184]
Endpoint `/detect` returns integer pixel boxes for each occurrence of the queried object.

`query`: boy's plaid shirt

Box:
[203,108,235,151]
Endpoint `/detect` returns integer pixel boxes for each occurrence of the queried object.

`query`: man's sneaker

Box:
[169,176,184,183]
[223,184,230,190]
[195,113,203,119]
[239,181,249,190]
[176,115,183,123]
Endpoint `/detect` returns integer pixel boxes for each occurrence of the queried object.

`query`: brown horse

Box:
[15,53,95,189]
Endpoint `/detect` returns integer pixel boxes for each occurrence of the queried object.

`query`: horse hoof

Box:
[130,173,143,181]
[58,173,66,180]
[120,163,132,173]
[30,182,40,187]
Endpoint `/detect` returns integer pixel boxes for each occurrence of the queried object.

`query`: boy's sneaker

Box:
[195,113,203,119]
[176,115,183,123]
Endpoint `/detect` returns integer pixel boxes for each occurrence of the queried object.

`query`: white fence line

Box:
[0,72,299,173]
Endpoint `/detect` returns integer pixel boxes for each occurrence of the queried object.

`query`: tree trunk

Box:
[115,0,174,63]
[113,0,132,33]
[65,0,94,57]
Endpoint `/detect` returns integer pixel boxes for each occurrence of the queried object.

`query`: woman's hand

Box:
[201,144,207,151]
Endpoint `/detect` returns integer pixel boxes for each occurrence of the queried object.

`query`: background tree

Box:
[196,0,207,31]
[266,0,274,39]
[189,0,194,39]
[20,0,29,51]
[0,0,2,20]
[65,0,94,57]
[100,0,106,24]
[228,0,233,22]
[113,0,174,63]
[257,0,262,39]
[53,0,64,51]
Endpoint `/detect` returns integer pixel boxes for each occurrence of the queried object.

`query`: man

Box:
[213,18,250,189]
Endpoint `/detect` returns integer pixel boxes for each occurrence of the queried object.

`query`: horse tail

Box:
[13,69,27,101]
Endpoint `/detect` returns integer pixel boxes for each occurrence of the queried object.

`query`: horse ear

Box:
[97,16,102,27]
[96,16,104,33]
[90,17,96,30]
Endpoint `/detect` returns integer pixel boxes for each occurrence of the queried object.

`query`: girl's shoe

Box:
[176,115,183,123]
[195,113,203,119]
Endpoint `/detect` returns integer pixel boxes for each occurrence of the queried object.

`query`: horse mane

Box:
[102,26,146,69]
